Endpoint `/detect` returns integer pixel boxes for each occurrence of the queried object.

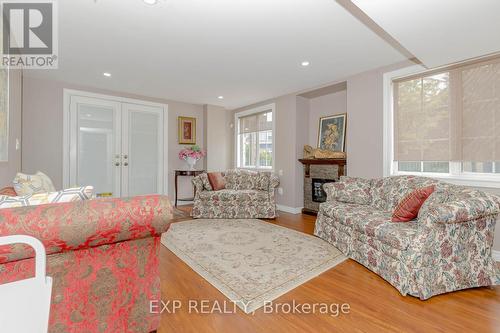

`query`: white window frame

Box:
[234,103,276,171]
[383,65,500,188]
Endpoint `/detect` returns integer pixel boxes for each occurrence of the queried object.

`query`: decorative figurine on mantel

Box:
[303,145,346,159]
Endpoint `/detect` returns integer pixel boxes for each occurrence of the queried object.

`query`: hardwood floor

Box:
[159,208,500,333]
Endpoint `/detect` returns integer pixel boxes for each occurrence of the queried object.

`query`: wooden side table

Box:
[174,170,205,207]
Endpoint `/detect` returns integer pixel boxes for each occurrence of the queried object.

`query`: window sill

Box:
[237,167,274,172]
[392,172,500,189]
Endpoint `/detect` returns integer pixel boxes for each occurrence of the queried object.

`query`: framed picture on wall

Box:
[178,116,196,144]
[317,113,346,152]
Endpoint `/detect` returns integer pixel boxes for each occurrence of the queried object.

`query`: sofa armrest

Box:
[192,176,205,197]
[269,174,280,191]
[420,195,500,226]
[0,195,173,264]
[323,182,340,201]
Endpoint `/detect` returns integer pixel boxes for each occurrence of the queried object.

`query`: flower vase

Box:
[185,156,197,170]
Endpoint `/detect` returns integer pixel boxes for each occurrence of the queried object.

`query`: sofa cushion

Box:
[355,216,419,251]
[224,169,258,190]
[198,189,268,202]
[319,201,375,222]
[371,176,439,212]
[334,176,373,205]
[320,201,418,250]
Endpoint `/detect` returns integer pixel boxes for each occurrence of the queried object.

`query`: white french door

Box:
[67,92,165,197]
[121,103,164,197]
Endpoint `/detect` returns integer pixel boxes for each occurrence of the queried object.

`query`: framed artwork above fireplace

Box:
[317,113,346,152]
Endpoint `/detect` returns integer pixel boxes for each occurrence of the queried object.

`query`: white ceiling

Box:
[351,0,500,69]
[25,0,408,109]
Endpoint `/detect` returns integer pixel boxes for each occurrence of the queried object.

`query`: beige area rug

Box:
[161,219,346,313]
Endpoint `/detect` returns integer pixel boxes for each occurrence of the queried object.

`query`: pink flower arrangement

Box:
[178,145,206,160]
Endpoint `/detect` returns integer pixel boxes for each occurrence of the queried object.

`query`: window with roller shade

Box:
[393,55,500,178]
[236,104,274,170]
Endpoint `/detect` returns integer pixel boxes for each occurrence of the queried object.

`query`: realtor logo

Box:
[1,0,58,68]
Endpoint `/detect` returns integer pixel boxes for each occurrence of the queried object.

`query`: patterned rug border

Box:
[161,219,347,314]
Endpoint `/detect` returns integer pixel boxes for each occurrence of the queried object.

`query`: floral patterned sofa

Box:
[0,195,172,333]
[314,175,500,299]
[191,169,280,219]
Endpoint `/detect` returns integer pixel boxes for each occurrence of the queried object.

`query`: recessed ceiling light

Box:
[103,72,111,77]
[217,96,224,99]
[301,61,310,67]
[143,0,158,5]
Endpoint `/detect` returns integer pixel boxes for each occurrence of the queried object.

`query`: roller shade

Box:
[238,111,272,134]
[461,60,500,161]
[393,56,500,162]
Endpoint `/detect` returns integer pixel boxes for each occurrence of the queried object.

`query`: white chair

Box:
[0,235,53,333]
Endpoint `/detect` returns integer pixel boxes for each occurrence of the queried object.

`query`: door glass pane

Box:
[77,105,116,196]
[128,111,160,195]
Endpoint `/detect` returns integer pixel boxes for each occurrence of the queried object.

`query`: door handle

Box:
[123,162,129,166]
[115,162,121,166]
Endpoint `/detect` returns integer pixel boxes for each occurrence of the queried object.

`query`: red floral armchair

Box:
[0,195,173,333]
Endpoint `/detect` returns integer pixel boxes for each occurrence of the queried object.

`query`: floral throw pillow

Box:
[199,173,213,191]
[0,186,94,209]
[256,173,271,191]
[13,171,56,196]
[334,176,373,205]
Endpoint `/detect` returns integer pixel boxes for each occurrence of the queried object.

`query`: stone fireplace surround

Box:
[298,158,347,215]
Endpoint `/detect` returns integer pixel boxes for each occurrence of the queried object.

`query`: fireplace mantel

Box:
[298,158,346,179]
[298,158,347,215]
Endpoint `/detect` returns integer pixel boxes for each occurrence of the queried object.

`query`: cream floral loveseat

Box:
[191,169,279,219]
[315,175,500,299]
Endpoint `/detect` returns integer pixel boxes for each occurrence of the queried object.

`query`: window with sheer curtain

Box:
[236,105,274,170]
[393,56,500,178]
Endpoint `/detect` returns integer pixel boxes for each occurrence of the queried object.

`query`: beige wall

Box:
[345,69,384,178]
[21,76,205,200]
[0,70,22,187]
[204,104,231,172]
[295,96,310,208]
[230,94,308,209]
[308,90,347,147]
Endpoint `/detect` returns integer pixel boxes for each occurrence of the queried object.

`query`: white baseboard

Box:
[493,250,500,262]
[176,200,194,206]
[276,205,303,215]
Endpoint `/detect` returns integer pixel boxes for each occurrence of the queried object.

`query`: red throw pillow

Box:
[0,186,17,197]
[392,185,435,222]
[207,172,226,191]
